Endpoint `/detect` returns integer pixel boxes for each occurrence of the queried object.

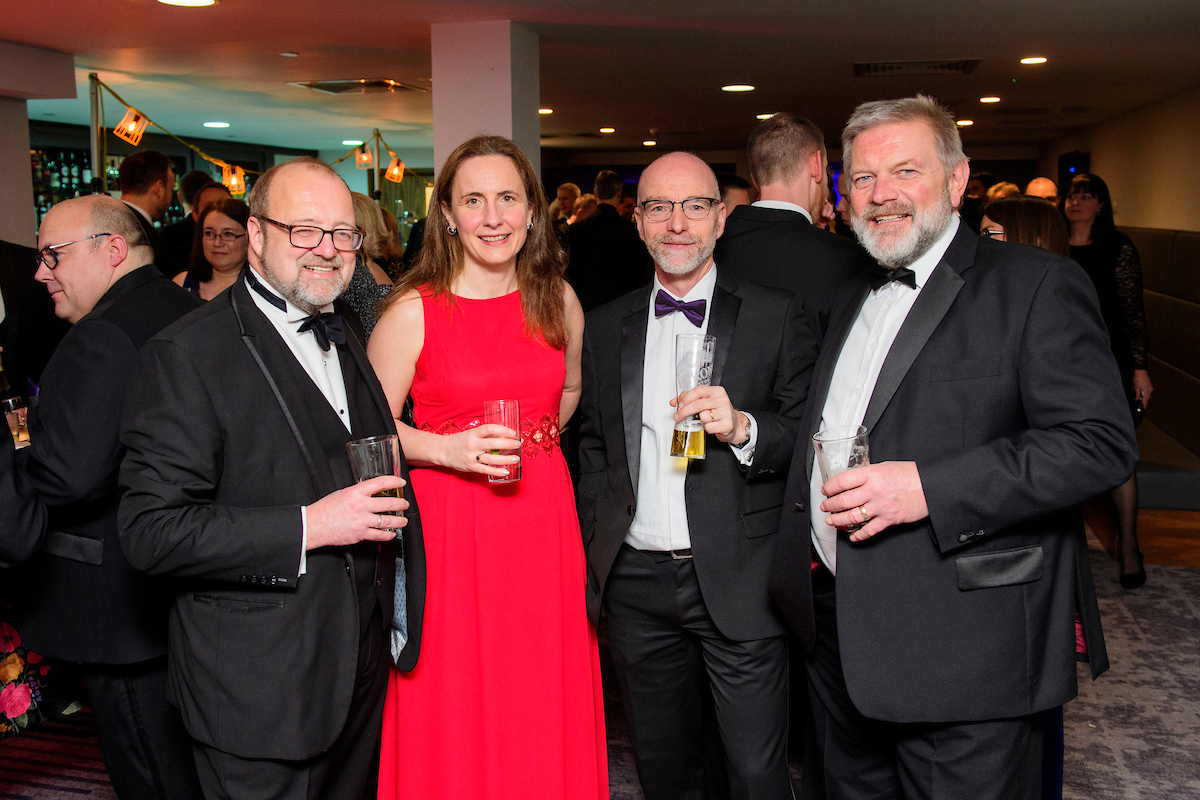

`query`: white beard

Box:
[851,185,954,269]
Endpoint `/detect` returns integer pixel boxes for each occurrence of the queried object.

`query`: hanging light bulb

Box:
[384,153,405,183]
[115,107,150,145]
[227,166,246,195]
[355,145,374,170]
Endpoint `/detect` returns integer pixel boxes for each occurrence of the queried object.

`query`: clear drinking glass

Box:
[3,397,29,447]
[483,399,522,484]
[812,425,870,484]
[345,434,404,530]
[670,333,716,459]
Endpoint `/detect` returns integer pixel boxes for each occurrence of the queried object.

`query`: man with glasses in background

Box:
[2,194,201,798]
[119,157,425,800]
[577,151,817,799]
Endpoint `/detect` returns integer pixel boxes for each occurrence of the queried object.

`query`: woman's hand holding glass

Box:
[442,424,521,478]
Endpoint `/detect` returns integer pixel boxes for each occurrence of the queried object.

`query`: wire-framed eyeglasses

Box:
[36,233,112,270]
[639,198,721,222]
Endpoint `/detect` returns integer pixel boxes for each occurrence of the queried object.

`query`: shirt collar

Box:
[752,199,813,223]
[123,200,153,224]
[652,262,718,305]
[245,265,332,325]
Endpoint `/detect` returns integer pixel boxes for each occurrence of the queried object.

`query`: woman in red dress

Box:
[367,135,607,799]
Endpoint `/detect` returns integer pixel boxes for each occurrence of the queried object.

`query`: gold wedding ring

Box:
[858,505,870,523]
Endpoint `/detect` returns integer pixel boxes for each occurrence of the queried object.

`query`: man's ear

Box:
[107,233,130,268]
[948,160,971,209]
[248,215,266,259]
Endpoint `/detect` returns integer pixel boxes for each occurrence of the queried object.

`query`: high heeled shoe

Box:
[1119,549,1147,590]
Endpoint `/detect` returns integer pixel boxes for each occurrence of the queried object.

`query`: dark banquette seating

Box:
[1121,226,1200,510]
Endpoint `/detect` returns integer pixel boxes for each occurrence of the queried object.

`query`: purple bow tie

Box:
[655,289,706,327]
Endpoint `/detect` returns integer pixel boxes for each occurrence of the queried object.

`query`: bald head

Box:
[634,152,726,292]
[638,152,720,203]
[45,194,151,255]
[1025,177,1059,205]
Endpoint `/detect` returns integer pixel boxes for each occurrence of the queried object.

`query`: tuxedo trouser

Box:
[192,606,388,800]
[604,543,794,800]
[82,656,203,800]
[805,566,1042,800]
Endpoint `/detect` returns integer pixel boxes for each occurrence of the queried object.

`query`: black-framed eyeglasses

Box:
[36,233,112,270]
[1066,192,1096,202]
[257,216,363,252]
[639,197,721,222]
[202,230,248,243]
[981,228,1005,239]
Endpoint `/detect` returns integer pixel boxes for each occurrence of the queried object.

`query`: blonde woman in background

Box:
[340,192,395,340]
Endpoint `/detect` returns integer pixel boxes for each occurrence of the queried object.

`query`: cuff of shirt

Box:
[730,412,757,465]
[299,506,308,576]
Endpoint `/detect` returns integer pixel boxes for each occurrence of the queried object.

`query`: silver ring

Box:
[376,514,382,528]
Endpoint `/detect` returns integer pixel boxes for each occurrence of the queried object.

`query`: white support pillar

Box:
[430,21,540,180]
[0,40,76,246]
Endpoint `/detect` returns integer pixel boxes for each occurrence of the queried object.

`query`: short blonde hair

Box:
[351,192,390,262]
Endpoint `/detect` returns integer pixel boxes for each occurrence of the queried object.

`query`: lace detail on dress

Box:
[419,414,560,458]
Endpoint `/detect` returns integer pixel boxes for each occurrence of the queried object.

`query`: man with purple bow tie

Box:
[577,151,818,799]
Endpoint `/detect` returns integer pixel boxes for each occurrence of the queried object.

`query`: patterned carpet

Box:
[1,544,1196,799]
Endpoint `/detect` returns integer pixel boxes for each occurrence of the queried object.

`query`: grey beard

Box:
[648,235,717,276]
[259,255,346,314]
[852,196,954,269]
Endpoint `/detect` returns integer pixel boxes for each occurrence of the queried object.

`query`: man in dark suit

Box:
[119,157,424,799]
[715,112,873,345]
[4,194,202,797]
[578,152,817,799]
[768,96,1136,798]
[118,150,177,279]
[160,170,216,271]
[567,169,653,312]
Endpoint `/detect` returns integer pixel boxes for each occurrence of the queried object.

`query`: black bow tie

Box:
[298,312,346,351]
[869,265,918,291]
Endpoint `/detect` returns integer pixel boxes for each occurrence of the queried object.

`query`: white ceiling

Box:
[6,0,1200,162]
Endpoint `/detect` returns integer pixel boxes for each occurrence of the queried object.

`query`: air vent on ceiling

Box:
[853,59,981,78]
[290,79,428,95]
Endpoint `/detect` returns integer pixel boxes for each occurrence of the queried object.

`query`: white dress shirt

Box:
[625,265,758,552]
[123,200,154,226]
[751,199,813,224]
[245,266,352,574]
[810,216,961,573]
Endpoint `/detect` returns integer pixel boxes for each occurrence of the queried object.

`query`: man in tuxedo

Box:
[119,157,425,799]
[118,150,177,278]
[567,169,653,313]
[578,151,817,799]
[4,194,202,797]
[768,95,1136,798]
[715,112,873,345]
[160,170,216,271]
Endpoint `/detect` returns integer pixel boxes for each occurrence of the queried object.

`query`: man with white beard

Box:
[768,96,1135,798]
[577,151,817,798]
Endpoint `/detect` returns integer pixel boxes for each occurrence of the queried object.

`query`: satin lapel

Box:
[621,292,651,494]
[804,282,871,485]
[336,313,398,438]
[707,271,740,387]
[861,260,965,434]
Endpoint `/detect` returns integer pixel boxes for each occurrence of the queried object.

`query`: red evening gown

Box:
[377,290,608,799]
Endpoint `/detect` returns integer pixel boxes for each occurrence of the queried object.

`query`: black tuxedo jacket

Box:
[160,215,195,278]
[126,202,175,279]
[566,203,654,312]
[118,277,426,761]
[768,223,1137,724]
[714,204,874,345]
[7,266,199,663]
[0,431,45,568]
[578,269,817,641]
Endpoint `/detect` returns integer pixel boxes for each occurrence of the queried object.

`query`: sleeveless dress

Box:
[377,290,608,800]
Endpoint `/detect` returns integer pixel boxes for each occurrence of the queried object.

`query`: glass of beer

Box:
[346,434,404,529]
[483,399,522,484]
[3,397,29,448]
[670,333,715,459]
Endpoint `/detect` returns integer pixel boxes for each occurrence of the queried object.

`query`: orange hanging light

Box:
[115,107,150,146]
[384,153,405,183]
[227,166,246,195]
[355,145,374,170]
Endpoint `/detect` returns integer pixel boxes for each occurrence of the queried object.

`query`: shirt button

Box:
[869,342,876,350]
[854,387,862,396]
[886,299,895,307]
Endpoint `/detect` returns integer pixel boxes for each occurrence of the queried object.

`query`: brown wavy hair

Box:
[983,196,1069,256]
[380,135,567,349]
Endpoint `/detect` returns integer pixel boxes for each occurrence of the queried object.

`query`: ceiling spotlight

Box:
[600,127,615,134]
[157,0,216,6]
[721,84,755,92]
[538,108,553,115]
[203,121,230,128]
[1020,57,1048,65]
[956,119,974,127]
[342,139,364,146]
[980,96,1001,103]
[280,52,299,58]
[643,140,657,147]
[756,113,776,120]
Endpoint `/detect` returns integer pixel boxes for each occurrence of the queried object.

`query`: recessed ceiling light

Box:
[342,140,364,146]
[280,52,299,58]
[1020,57,1048,65]
[756,113,776,120]
[643,140,657,147]
[721,84,755,92]
[203,121,230,128]
[538,108,553,115]
[599,127,615,134]
[157,0,216,6]
[956,119,974,127]
[980,96,1001,103]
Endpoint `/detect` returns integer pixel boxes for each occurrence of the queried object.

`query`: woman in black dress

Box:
[1064,173,1152,589]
